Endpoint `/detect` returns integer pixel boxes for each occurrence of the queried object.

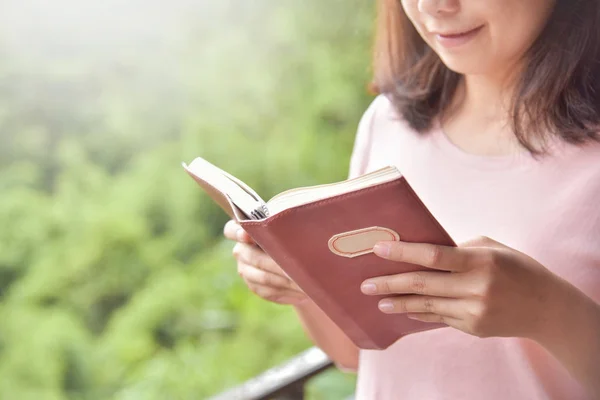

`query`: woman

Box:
[224,0,600,398]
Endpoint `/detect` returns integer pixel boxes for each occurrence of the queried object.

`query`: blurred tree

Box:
[0,0,374,398]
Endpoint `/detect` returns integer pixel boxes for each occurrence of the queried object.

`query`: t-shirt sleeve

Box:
[347,95,386,179]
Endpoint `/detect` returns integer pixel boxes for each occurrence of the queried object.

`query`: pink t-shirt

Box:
[349,95,600,400]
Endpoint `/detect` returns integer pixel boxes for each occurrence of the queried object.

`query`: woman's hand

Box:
[360,236,567,340]
[224,220,307,305]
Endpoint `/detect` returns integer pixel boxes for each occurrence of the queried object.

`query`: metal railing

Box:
[208,347,336,400]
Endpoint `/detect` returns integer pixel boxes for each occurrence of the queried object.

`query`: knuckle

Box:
[480,276,495,298]
[390,242,404,260]
[253,252,267,270]
[410,273,427,294]
[466,302,492,337]
[263,257,277,272]
[243,266,262,285]
[469,272,494,298]
[468,301,489,319]
[471,258,501,298]
[423,297,435,312]
[261,272,275,287]
[426,245,444,267]
[399,298,409,314]
[252,269,266,285]
[380,279,393,294]
[255,286,276,300]
[479,249,500,269]
[246,251,259,268]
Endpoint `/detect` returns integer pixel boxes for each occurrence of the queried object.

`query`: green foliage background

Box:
[0,1,375,398]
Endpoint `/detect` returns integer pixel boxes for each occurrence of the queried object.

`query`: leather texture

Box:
[240,177,456,350]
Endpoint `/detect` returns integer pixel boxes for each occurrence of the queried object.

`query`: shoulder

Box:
[358,94,399,129]
[356,94,421,153]
[348,94,417,178]
[355,94,410,146]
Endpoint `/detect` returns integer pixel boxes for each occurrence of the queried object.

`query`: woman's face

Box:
[401,0,556,77]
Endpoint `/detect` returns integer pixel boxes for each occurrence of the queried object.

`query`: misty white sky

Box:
[0,0,220,59]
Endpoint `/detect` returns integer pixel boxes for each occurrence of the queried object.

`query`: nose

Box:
[417,0,459,16]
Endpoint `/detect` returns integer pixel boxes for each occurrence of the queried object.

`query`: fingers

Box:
[361,270,472,298]
[373,241,469,272]
[223,219,239,240]
[226,220,305,305]
[377,295,465,319]
[239,263,306,304]
[238,262,300,293]
[234,242,296,284]
[246,283,307,305]
[377,294,472,332]
[233,242,278,274]
[223,220,254,244]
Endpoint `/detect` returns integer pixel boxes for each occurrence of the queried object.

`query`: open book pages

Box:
[183,156,402,220]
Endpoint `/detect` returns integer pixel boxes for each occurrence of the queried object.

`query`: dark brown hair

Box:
[372,0,600,154]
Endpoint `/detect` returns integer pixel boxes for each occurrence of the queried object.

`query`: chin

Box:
[437,54,492,76]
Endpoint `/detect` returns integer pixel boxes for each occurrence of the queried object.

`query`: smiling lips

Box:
[434,25,484,48]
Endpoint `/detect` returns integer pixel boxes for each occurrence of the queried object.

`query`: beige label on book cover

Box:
[328,226,400,258]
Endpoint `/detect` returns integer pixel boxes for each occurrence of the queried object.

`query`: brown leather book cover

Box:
[183,161,455,349]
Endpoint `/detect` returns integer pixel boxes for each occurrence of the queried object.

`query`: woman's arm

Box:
[293,300,360,372]
[532,280,600,397]
[359,236,600,397]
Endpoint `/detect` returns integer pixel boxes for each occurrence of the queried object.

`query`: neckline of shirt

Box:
[428,119,565,172]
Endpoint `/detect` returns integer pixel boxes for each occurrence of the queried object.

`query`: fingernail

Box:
[361,282,377,294]
[373,243,390,258]
[237,229,245,241]
[378,300,394,312]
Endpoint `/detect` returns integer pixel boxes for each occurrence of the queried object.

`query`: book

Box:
[182,156,456,350]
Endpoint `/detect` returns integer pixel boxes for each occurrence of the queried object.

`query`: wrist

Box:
[526,272,570,344]
[529,275,597,348]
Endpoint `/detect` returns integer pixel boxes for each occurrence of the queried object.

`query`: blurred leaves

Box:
[0,0,372,398]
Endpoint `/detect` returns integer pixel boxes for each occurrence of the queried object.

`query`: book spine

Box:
[249,202,269,220]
